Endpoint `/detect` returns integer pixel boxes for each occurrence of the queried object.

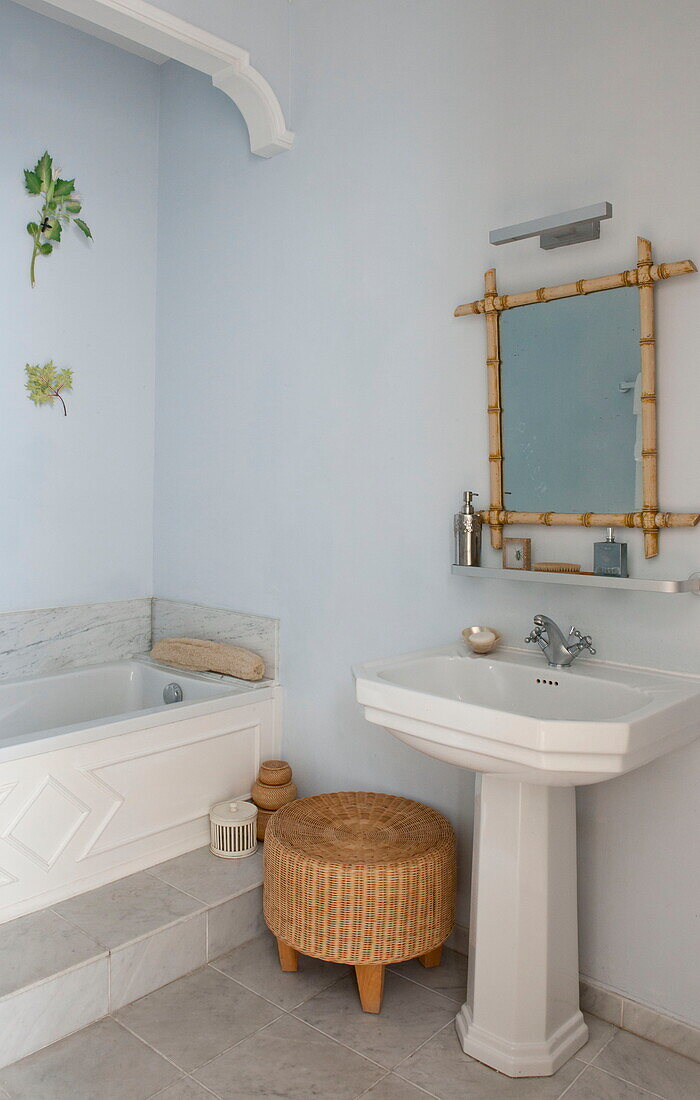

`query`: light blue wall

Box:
[0,0,159,610]
[154,0,700,1027]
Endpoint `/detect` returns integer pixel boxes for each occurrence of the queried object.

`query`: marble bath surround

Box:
[0,596,279,683]
[0,599,151,683]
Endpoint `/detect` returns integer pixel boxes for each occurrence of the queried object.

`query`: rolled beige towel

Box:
[150,637,265,681]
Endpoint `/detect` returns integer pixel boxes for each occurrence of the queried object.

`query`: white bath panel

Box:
[0,785,16,809]
[0,866,17,887]
[0,692,279,923]
[3,776,90,871]
[79,713,263,858]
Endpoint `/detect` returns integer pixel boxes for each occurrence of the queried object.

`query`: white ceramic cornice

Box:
[13,0,294,157]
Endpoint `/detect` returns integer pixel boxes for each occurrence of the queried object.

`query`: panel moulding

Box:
[13,0,294,157]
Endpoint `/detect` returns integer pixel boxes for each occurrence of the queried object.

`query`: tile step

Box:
[0,845,265,1069]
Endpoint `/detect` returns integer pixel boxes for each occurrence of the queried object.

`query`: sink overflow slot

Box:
[535,678,559,687]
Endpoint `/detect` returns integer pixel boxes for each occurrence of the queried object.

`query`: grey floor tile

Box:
[575,1014,618,1064]
[148,847,263,905]
[294,970,456,1070]
[361,1073,437,1098]
[593,1029,700,1100]
[54,871,202,948]
[115,965,280,1072]
[194,1014,383,1099]
[388,948,467,1004]
[0,909,104,998]
[396,1021,584,1099]
[151,1078,215,1100]
[563,1065,662,1098]
[212,930,350,1009]
[110,913,207,1010]
[0,1017,179,1100]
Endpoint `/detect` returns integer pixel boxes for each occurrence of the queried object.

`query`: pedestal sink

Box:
[353,643,700,1078]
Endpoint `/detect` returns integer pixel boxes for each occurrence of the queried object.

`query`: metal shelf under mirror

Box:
[451,564,700,595]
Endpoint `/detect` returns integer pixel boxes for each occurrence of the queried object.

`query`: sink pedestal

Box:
[455,775,588,1077]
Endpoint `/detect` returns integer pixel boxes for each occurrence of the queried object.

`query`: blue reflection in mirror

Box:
[500,287,641,513]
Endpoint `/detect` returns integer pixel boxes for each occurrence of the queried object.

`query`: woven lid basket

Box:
[252,778,298,811]
[259,760,293,786]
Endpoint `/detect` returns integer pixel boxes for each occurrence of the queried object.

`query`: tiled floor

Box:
[1,931,698,1100]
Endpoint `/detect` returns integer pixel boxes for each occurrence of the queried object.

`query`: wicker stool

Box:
[263,792,456,1013]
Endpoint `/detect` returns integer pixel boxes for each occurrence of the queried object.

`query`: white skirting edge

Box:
[455,1004,588,1078]
[447,923,700,1065]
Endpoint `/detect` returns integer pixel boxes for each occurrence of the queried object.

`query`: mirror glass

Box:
[500,287,642,513]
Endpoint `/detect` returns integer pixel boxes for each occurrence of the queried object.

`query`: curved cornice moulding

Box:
[211,58,293,159]
[13,0,294,157]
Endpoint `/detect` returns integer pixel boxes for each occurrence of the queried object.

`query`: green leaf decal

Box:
[36,151,52,190]
[74,218,92,239]
[25,360,74,416]
[24,152,91,285]
[24,169,41,195]
[52,177,75,199]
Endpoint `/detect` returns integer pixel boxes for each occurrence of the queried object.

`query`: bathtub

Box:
[0,659,280,922]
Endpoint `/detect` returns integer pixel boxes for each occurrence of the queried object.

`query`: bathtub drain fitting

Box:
[163,682,183,704]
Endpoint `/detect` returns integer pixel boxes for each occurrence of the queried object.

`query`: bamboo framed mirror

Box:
[455,238,698,558]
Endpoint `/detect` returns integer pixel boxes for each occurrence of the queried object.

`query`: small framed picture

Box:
[503,537,531,571]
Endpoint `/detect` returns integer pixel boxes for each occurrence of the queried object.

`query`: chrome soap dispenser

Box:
[594,527,628,577]
[454,491,482,567]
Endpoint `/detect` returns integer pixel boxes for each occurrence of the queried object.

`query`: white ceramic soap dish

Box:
[462,625,501,655]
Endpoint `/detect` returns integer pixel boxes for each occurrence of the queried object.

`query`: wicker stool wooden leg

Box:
[418,945,443,969]
[354,964,385,1013]
[276,938,298,972]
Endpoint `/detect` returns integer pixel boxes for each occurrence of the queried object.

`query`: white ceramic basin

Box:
[354,642,700,785]
[353,641,700,1078]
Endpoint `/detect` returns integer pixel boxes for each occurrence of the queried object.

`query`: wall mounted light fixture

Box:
[490,202,613,250]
